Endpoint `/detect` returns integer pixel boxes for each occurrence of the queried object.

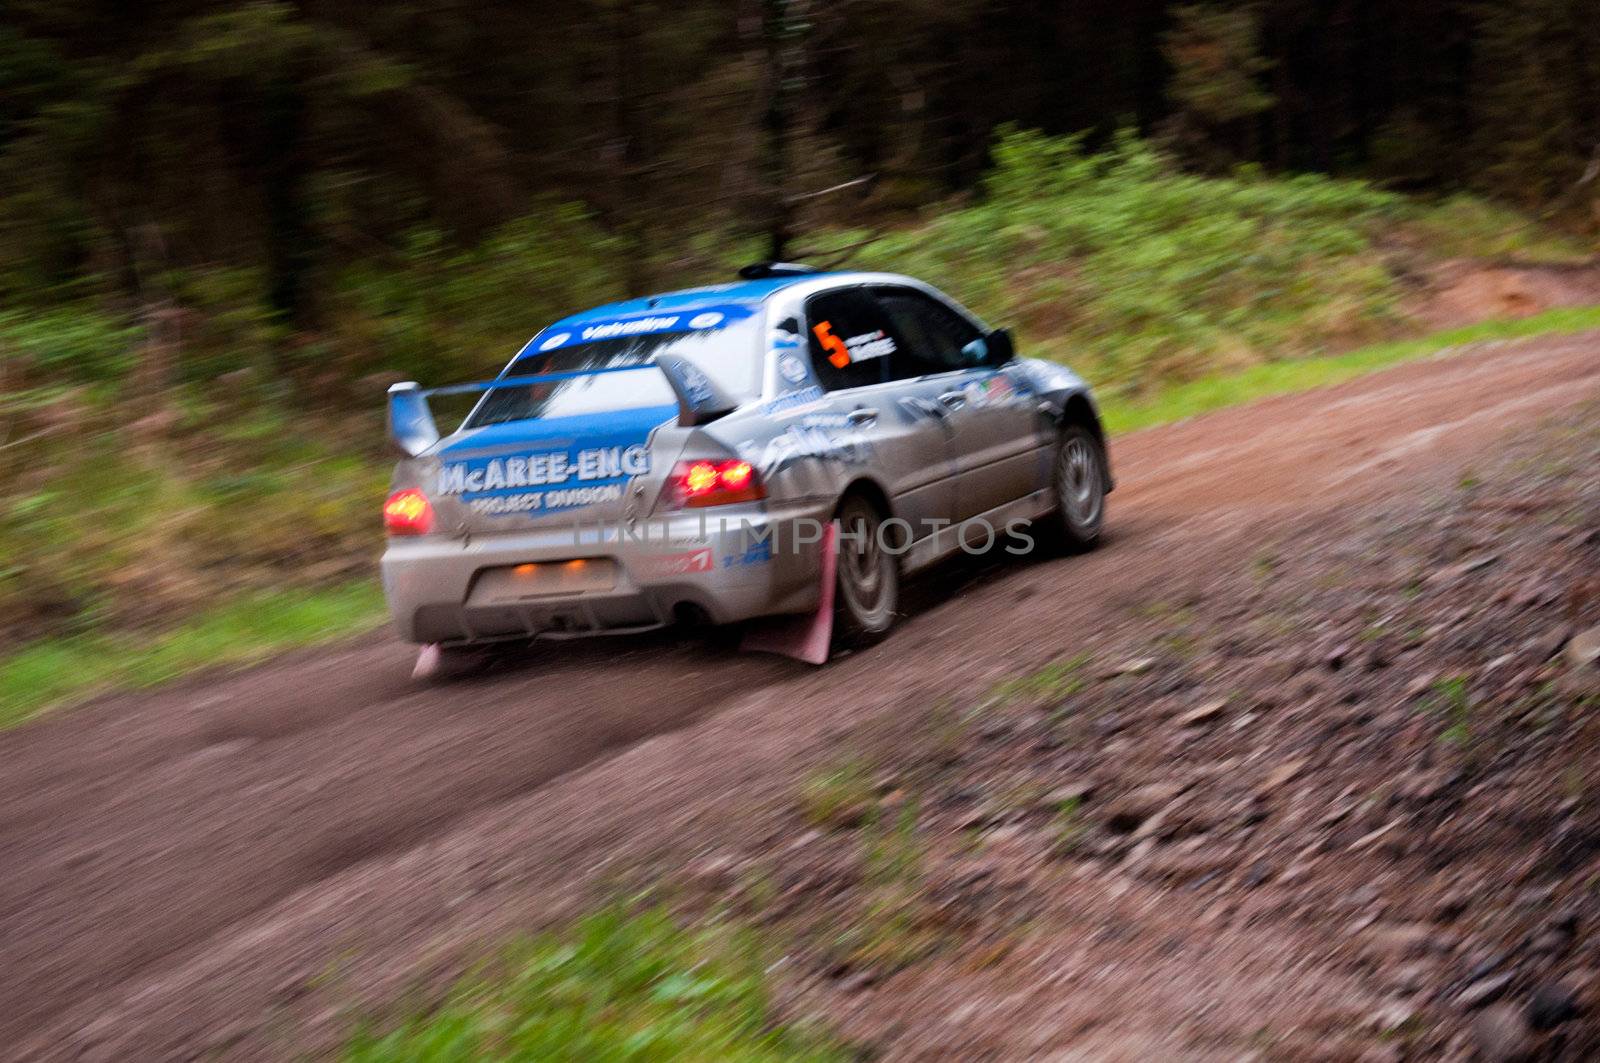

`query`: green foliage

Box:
[1405,194,1592,262]
[1097,304,1600,433]
[343,907,840,1062]
[860,130,1416,397]
[0,304,143,384]
[825,800,943,974]
[1470,0,1600,208]
[133,2,317,79]
[992,652,1092,706]
[0,582,384,728]
[0,378,386,647]
[1425,675,1474,747]
[328,207,629,385]
[799,757,874,830]
[1049,797,1087,855]
[1162,4,1275,125]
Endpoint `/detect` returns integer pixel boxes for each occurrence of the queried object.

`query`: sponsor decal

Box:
[581,315,681,341]
[743,422,873,476]
[438,443,649,515]
[669,358,716,407]
[517,303,754,360]
[634,547,714,578]
[794,411,854,429]
[468,484,625,515]
[959,373,1025,409]
[721,539,772,569]
[982,375,1016,402]
[760,385,825,415]
[969,374,1018,406]
[778,352,808,383]
[438,445,649,495]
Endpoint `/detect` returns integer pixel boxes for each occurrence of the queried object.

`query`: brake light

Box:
[383,488,434,535]
[670,459,765,508]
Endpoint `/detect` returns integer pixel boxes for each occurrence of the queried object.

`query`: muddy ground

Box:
[730,395,1600,1061]
[1,330,1597,1060]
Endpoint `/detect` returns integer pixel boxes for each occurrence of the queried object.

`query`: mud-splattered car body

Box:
[381,269,1110,648]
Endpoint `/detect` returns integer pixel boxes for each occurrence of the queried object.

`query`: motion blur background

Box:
[2,0,1598,709]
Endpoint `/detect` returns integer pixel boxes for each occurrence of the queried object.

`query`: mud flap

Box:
[740,522,837,665]
[412,643,443,680]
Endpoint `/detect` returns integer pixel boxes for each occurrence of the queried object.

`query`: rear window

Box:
[467,315,761,428]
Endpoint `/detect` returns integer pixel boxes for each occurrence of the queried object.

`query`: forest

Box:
[1,1,1597,695]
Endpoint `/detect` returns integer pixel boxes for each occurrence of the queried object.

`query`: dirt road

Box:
[2,331,1596,1060]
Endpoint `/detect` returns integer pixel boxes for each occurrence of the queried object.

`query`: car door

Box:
[871,285,1043,520]
[800,286,956,539]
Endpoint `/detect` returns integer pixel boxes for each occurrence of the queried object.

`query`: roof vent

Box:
[737,262,819,280]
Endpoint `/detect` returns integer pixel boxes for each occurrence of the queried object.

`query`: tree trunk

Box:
[757,0,798,262]
[612,2,653,295]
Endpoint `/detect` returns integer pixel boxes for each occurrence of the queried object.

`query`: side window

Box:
[804,288,900,392]
[873,287,983,379]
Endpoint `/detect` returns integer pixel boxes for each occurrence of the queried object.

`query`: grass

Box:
[1424,674,1475,748]
[343,906,841,1062]
[825,801,945,975]
[991,652,1092,706]
[0,581,385,729]
[798,756,875,830]
[1096,304,1600,434]
[1049,796,1088,856]
[866,130,1588,395]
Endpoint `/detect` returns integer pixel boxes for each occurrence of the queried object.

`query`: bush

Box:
[857,129,1417,395]
[326,204,630,385]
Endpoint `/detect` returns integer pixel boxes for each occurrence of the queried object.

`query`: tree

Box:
[1470,0,1600,213]
[1160,3,1275,169]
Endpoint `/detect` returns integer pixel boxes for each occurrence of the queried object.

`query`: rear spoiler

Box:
[386,357,740,457]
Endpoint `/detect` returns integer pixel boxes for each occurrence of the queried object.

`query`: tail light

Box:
[669,459,766,508]
[383,488,435,536]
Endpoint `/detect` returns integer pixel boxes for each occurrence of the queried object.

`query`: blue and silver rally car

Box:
[382,265,1111,663]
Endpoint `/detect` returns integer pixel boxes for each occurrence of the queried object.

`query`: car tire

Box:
[1044,423,1107,552]
[832,492,899,651]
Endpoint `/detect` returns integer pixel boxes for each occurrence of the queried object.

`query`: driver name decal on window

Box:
[844,330,895,362]
[813,320,896,368]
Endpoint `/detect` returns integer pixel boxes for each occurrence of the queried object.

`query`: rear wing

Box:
[386,357,741,457]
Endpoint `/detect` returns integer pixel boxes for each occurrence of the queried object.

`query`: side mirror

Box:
[984,327,1015,366]
[388,381,440,457]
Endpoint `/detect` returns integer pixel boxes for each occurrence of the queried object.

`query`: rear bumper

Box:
[381,501,831,645]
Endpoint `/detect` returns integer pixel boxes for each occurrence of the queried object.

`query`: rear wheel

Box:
[832,493,899,650]
[1044,423,1106,552]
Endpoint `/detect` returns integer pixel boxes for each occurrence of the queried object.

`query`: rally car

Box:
[381,264,1111,664]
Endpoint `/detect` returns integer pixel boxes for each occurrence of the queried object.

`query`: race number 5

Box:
[812,320,850,369]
